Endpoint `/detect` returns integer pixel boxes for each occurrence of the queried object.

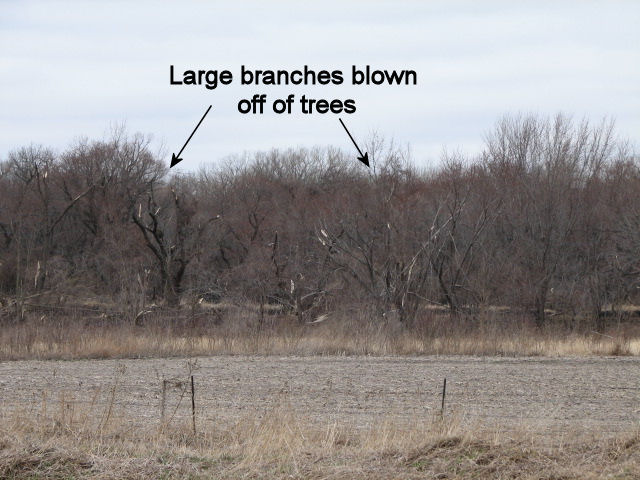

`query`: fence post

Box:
[161,379,167,424]
[441,377,447,416]
[191,375,196,435]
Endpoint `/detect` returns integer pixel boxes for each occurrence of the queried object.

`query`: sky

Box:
[1,1,639,170]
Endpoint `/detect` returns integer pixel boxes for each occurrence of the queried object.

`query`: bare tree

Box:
[132,175,219,307]
[483,114,617,327]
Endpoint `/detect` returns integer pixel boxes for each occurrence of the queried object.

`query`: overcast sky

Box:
[1,1,638,169]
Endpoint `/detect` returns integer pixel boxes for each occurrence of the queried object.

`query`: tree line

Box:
[1,114,638,330]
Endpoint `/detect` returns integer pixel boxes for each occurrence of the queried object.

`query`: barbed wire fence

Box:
[2,359,639,439]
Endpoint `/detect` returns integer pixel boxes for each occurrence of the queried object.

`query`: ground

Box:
[1,355,639,478]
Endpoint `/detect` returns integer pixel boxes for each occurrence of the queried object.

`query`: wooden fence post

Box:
[161,379,167,424]
[191,375,196,435]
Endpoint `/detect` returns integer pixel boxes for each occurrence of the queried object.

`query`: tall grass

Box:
[1,308,639,360]
[1,387,639,479]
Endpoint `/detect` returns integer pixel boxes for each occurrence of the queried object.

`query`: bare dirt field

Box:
[2,355,639,438]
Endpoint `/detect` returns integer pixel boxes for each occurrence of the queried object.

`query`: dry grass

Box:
[1,346,638,478]
[1,311,639,360]
[2,309,638,478]
[1,393,639,480]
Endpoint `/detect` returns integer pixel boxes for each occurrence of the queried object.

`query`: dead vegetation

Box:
[1,399,639,479]
[1,353,639,478]
[1,307,639,360]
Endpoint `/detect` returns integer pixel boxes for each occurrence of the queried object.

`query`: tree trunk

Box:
[534,289,547,329]
[163,260,186,308]
[164,281,180,307]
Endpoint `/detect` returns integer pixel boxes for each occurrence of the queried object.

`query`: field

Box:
[1,355,639,479]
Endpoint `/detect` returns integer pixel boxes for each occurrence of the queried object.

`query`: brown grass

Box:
[1,311,639,360]
[2,308,639,478]
[1,393,639,479]
[1,337,638,478]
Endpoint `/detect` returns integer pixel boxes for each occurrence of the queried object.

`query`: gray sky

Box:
[1,1,639,169]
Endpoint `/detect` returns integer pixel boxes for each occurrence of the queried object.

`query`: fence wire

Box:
[1,357,638,437]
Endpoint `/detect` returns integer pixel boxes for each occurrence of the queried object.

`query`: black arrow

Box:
[170,105,212,168]
[338,118,369,167]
